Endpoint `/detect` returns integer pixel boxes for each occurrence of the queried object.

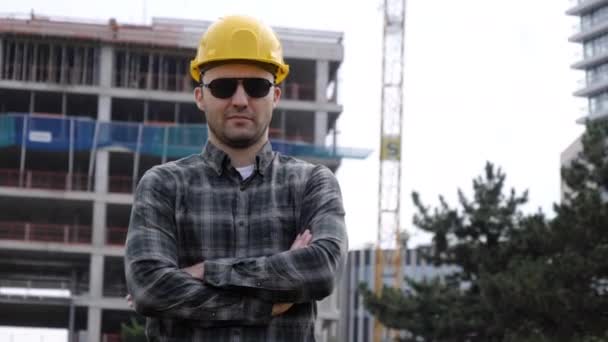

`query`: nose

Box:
[231,83,249,110]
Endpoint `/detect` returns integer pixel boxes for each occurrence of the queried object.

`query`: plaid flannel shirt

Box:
[124,141,348,341]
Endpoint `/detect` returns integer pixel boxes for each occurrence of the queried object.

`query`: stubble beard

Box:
[209,118,270,149]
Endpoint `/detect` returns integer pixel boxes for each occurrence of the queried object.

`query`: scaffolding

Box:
[113,48,193,92]
[0,36,99,85]
[0,113,370,160]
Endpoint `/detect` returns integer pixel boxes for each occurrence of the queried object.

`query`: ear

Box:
[194,86,206,111]
[272,85,282,108]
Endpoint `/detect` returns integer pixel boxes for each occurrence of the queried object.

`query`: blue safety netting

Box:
[0,113,370,160]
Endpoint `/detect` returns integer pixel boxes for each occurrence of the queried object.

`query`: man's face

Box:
[194,63,281,149]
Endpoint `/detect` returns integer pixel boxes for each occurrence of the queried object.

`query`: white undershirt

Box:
[235,164,255,180]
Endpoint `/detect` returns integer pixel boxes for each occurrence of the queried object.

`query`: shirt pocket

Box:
[248,204,297,256]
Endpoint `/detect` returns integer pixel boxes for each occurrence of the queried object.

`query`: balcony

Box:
[106,226,127,246]
[571,49,608,69]
[1,114,370,161]
[574,76,608,96]
[570,20,608,42]
[0,168,92,192]
[0,221,92,245]
[567,0,608,16]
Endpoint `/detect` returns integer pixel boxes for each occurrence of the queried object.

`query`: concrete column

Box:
[99,45,114,88]
[87,252,104,342]
[98,96,111,121]
[92,201,107,247]
[89,253,104,296]
[0,38,3,79]
[88,44,113,342]
[96,82,111,194]
[94,150,109,194]
[315,60,329,103]
[87,306,102,342]
[314,111,328,146]
[314,60,330,146]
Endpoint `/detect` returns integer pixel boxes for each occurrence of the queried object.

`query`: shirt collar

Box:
[202,141,275,176]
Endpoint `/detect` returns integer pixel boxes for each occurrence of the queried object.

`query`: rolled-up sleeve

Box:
[124,167,273,326]
[203,165,348,303]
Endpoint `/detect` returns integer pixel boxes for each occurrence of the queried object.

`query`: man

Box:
[124,15,348,341]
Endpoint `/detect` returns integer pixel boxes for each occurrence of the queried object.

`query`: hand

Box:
[182,261,205,280]
[125,294,134,309]
[272,302,294,316]
[289,229,312,250]
[272,229,313,316]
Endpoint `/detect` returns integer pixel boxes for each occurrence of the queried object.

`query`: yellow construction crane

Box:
[374,0,407,341]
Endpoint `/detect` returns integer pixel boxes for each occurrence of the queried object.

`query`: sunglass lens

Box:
[208,79,238,99]
[243,78,273,98]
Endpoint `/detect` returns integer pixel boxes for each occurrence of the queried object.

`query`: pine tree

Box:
[361,120,608,341]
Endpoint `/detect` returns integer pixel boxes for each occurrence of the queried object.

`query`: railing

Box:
[113,71,193,92]
[106,226,128,246]
[110,70,318,100]
[281,82,316,101]
[102,333,122,342]
[108,175,134,194]
[0,168,20,187]
[0,279,88,296]
[103,282,128,298]
[0,168,93,191]
[1,63,98,86]
[1,114,371,160]
[0,221,92,244]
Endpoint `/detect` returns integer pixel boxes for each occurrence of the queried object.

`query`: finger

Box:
[302,230,312,245]
[290,233,302,249]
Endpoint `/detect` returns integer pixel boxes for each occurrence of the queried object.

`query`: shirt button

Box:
[257,282,261,286]
[238,220,245,227]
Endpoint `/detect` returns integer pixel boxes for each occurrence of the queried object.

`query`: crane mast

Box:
[374,0,406,341]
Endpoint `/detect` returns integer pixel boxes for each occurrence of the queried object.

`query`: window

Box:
[582,6,608,32]
[587,63,608,85]
[589,91,608,114]
[363,317,370,342]
[583,33,608,58]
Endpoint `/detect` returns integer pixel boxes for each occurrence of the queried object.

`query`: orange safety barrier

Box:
[0,221,92,244]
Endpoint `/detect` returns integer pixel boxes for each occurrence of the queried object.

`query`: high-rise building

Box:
[568,0,608,123]
[563,1,608,179]
[338,247,458,342]
[0,14,367,342]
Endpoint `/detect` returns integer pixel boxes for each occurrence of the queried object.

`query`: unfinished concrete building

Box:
[0,14,368,342]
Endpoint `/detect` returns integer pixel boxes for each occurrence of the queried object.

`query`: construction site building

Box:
[0,13,368,342]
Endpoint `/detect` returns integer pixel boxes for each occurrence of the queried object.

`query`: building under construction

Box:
[339,247,458,342]
[0,13,368,342]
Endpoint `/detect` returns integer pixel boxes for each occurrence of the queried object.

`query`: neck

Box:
[209,135,267,168]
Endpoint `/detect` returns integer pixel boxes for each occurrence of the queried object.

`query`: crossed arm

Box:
[124,165,347,326]
[126,230,312,317]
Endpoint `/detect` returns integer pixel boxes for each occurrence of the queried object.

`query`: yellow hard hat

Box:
[190,15,290,84]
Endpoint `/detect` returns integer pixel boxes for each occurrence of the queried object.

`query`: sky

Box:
[0,0,585,339]
[0,0,584,248]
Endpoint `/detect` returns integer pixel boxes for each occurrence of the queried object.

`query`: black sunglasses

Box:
[202,78,274,99]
